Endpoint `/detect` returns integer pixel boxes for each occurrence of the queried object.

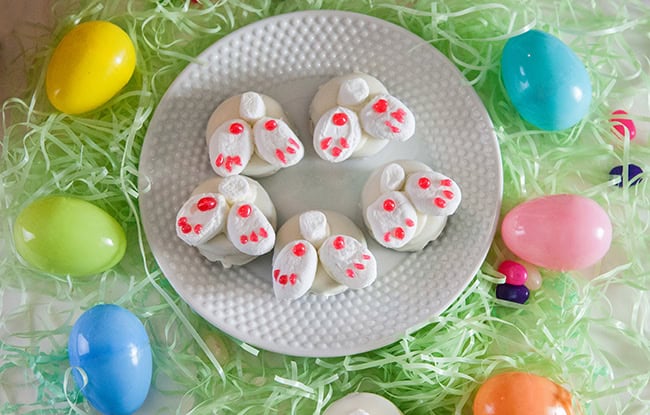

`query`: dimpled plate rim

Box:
[138,10,502,357]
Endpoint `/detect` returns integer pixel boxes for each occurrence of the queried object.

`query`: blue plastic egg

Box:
[68,304,152,415]
[501,30,592,131]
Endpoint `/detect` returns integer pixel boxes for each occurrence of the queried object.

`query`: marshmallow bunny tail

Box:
[208,118,254,177]
[366,191,418,249]
[176,193,228,246]
[272,240,318,300]
[405,171,462,216]
[313,107,361,163]
[379,162,406,193]
[298,210,330,247]
[239,91,266,122]
[360,94,415,142]
[253,117,304,168]
[227,202,275,256]
[319,235,377,289]
[337,77,370,107]
[218,175,255,204]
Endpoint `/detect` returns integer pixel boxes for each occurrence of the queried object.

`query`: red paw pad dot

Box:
[292,242,307,257]
[229,122,245,134]
[264,119,278,131]
[418,177,431,189]
[237,204,252,218]
[333,236,345,250]
[383,199,396,212]
[373,99,388,113]
[197,196,217,211]
[332,112,348,126]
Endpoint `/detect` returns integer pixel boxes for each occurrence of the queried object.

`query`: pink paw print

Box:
[175,193,228,246]
[366,191,418,249]
[319,235,377,289]
[272,240,318,300]
[313,107,361,162]
[405,171,461,216]
[208,120,253,177]
[360,94,415,142]
[227,202,275,256]
[253,117,304,167]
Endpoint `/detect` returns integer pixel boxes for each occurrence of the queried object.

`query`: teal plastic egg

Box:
[501,30,591,131]
[68,304,152,415]
[13,196,126,276]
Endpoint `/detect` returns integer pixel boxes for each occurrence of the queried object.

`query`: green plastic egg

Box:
[13,196,126,276]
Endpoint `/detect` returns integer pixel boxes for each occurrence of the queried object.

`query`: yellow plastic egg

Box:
[46,21,136,114]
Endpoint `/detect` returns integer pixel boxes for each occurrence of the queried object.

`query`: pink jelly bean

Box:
[611,109,636,141]
[497,260,528,286]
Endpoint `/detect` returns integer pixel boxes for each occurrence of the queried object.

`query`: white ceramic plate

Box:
[138,10,502,357]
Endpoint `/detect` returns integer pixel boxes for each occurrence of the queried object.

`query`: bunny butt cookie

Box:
[206,91,305,177]
[362,160,461,251]
[323,392,404,415]
[176,175,277,268]
[272,210,377,301]
[310,73,415,163]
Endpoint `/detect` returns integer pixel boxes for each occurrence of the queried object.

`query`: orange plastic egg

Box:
[473,372,574,415]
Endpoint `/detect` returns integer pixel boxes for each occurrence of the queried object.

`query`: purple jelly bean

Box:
[609,163,643,188]
[496,283,530,304]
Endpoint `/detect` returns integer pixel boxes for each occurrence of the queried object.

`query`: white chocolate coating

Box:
[190,176,277,268]
[362,160,449,252]
[274,210,367,296]
[206,93,289,177]
[323,392,403,415]
[310,73,390,158]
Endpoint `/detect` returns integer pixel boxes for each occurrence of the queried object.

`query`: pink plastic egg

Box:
[501,194,612,271]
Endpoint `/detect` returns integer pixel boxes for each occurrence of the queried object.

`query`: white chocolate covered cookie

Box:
[310,73,415,162]
[272,210,377,300]
[323,392,403,415]
[206,92,305,177]
[362,160,461,252]
[176,175,277,268]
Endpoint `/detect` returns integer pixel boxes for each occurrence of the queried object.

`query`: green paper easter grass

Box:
[1,0,650,414]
